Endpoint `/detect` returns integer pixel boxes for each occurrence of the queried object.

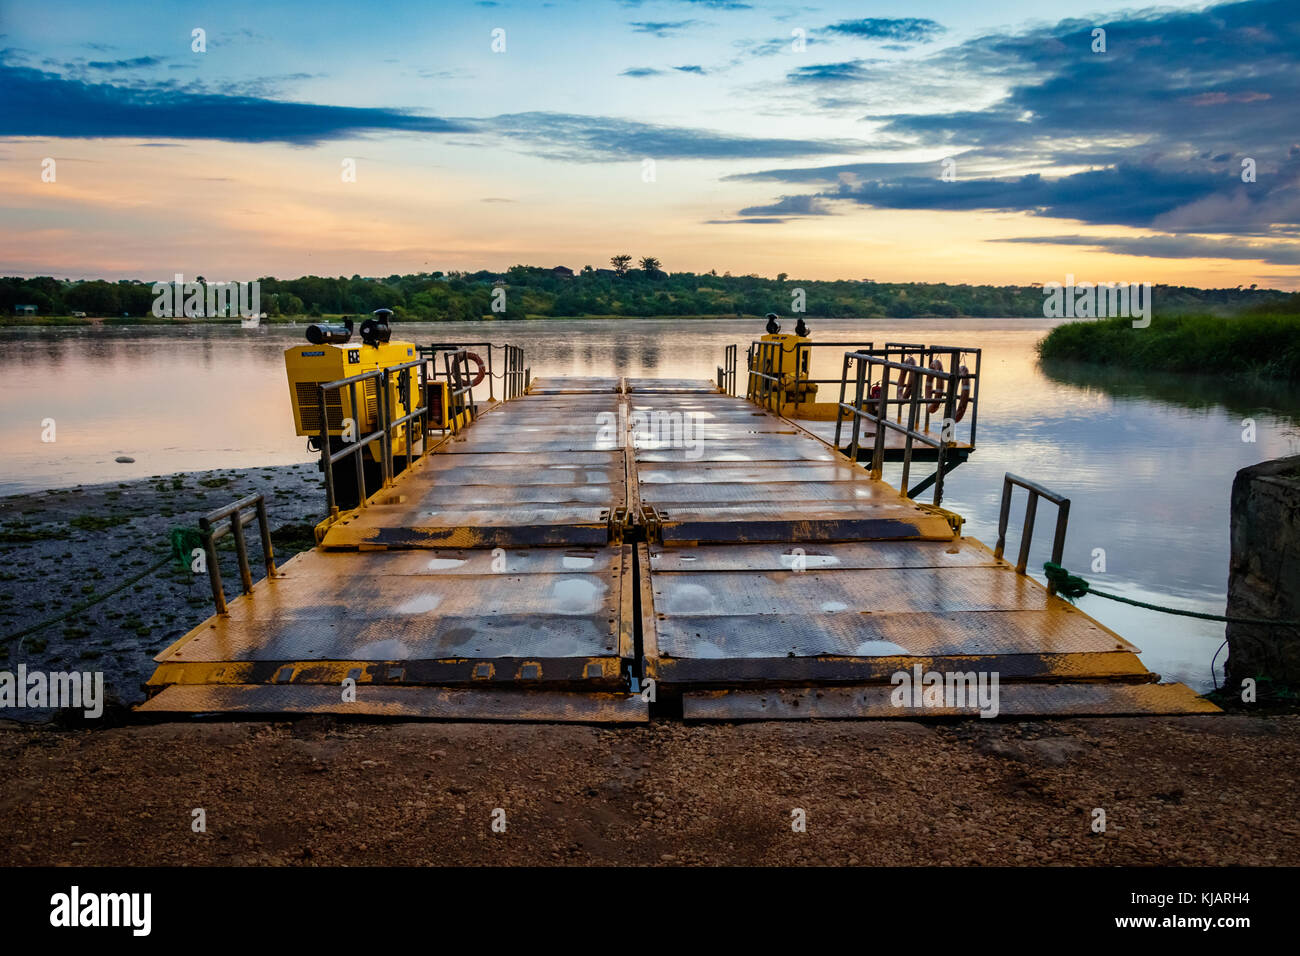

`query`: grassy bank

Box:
[1038,312,1300,381]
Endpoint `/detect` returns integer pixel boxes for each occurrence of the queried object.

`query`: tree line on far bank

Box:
[0,264,1293,321]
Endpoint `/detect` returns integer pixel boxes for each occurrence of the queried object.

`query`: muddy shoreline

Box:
[0,463,326,719]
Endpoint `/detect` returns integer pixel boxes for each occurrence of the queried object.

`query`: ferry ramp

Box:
[140,372,1216,721]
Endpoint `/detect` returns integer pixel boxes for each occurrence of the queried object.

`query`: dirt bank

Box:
[0,464,325,716]
[2,715,1296,866]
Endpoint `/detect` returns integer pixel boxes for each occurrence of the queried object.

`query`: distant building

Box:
[551,266,575,279]
[14,304,36,316]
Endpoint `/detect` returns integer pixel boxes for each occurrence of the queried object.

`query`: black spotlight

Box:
[765,312,781,334]
[305,317,353,345]
[360,308,393,346]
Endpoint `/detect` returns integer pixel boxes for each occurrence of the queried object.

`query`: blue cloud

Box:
[737,195,831,217]
[993,234,1300,266]
[485,112,864,161]
[825,18,944,43]
[787,60,874,84]
[741,0,1300,237]
[629,21,701,38]
[0,62,468,144]
[85,55,166,71]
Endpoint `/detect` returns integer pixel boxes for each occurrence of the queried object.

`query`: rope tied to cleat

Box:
[1043,562,1300,628]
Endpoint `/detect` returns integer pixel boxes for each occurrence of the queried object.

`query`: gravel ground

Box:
[1,714,1297,866]
[0,464,325,716]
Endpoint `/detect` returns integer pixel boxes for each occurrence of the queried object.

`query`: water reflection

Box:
[2,317,1297,691]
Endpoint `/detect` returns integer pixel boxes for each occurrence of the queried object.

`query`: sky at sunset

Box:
[1,0,1297,288]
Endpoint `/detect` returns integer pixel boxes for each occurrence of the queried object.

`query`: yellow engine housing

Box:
[285,339,420,461]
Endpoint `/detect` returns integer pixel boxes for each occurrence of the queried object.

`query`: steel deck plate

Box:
[140,685,649,721]
[150,545,633,689]
[681,682,1218,720]
[625,378,718,392]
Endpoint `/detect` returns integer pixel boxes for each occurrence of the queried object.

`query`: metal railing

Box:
[318,367,389,516]
[994,473,1071,594]
[881,342,984,448]
[421,342,531,402]
[198,493,276,615]
[440,347,480,425]
[717,344,737,396]
[834,351,965,506]
[317,344,526,517]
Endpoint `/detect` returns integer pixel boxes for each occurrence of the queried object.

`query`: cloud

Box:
[787,60,874,84]
[85,55,166,71]
[738,0,1300,237]
[629,20,701,38]
[993,234,1300,266]
[484,111,864,161]
[737,195,832,217]
[673,65,706,74]
[0,62,468,144]
[620,67,664,77]
[825,18,944,43]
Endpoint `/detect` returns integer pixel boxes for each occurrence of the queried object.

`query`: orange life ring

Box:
[897,357,917,400]
[953,364,971,423]
[465,351,486,387]
[925,358,945,414]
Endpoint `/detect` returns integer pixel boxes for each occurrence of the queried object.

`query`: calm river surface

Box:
[3,317,1297,692]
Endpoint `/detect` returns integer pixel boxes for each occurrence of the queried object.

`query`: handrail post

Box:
[834,351,850,450]
[255,496,276,580]
[378,370,393,488]
[849,355,866,461]
[229,510,253,594]
[902,378,920,493]
[198,516,225,615]
[870,369,887,480]
[319,386,336,517]
[349,380,366,508]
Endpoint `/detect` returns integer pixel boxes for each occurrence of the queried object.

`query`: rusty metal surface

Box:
[140,684,649,721]
[651,503,955,544]
[528,377,622,393]
[649,539,998,572]
[625,378,718,392]
[636,440,839,463]
[322,388,626,548]
[140,377,1209,720]
[151,546,633,688]
[681,682,1220,720]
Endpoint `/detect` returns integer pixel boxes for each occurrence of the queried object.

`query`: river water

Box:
[3,317,1297,692]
